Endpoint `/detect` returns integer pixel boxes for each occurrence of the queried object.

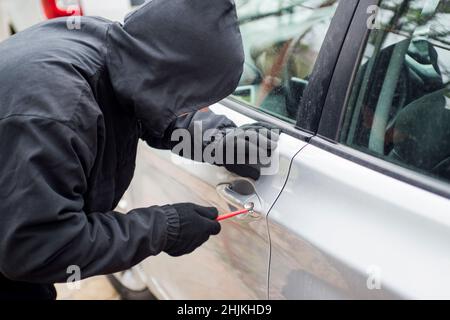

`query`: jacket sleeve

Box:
[141,109,237,153]
[0,116,179,284]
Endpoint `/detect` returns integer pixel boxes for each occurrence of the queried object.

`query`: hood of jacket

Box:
[106,0,244,138]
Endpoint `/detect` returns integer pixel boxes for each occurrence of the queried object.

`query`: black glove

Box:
[213,122,280,180]
[164,203,221,257]
[158,112,280,180]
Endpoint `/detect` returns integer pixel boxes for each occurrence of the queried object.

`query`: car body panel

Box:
[120,103,307,299]
[268,143,450,299]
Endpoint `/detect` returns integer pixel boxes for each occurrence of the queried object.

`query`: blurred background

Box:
[0,0,146,42]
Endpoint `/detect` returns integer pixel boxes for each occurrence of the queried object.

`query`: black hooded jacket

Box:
[0,0,243,299]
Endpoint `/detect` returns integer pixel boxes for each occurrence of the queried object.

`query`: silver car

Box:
[110,0,450,300]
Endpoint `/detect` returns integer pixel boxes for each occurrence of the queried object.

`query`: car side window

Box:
[231,0,340,123]
[340,0,450,184]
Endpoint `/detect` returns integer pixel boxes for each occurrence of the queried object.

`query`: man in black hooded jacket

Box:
[0,0,277,299]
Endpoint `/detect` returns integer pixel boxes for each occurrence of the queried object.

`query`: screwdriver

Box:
[216,202,255,222]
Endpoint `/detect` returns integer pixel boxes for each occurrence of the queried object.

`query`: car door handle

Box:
[216,181,261,219]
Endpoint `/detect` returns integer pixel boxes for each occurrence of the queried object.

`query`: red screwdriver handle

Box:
[216,209,249,221]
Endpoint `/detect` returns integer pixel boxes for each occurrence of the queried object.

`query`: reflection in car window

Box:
[341,0,450,184]
[231,0,340,123]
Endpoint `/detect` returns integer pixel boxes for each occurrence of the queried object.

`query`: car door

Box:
[268,0,450,299]
[118,0,352,300]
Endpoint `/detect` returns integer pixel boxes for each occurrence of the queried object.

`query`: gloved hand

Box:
[212,122,280,180]
[164,203,221,257]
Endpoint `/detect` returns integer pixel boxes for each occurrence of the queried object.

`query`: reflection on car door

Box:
[124,104,306,299]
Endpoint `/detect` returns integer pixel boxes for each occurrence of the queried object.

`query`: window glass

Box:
[341,0,450,183]
[232,0,340,123]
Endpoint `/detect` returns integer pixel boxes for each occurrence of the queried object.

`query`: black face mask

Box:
[107,0,245,138]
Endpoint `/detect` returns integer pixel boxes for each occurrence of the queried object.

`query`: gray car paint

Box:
[120,103,307,299]
[268,143,450,299]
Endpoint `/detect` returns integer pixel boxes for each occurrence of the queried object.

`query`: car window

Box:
[231,0,340,123]
[340,0,450,184]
